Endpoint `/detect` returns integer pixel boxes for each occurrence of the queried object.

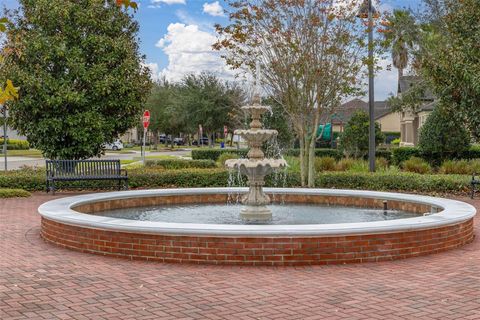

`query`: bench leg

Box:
[46,180,50,194]
[124,180,129,190]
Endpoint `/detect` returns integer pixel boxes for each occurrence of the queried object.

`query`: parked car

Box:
[159,134,172,144]
[104,139,123,151]
[192,137,209,146]
[173,137,185,146]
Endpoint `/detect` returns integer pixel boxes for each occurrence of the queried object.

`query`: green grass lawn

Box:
[3,149,44,158]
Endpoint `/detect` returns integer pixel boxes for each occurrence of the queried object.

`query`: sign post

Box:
[142,110,150,165]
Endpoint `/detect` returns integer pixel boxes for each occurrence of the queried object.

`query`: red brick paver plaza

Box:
[1,193,479,319]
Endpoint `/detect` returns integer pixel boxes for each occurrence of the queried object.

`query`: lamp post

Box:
[358,0,377,172]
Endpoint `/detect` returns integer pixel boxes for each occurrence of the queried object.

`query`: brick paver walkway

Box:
[1,193,479,320]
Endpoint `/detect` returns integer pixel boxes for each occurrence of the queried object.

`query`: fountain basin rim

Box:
[38,188,476,236]
[225,158,288,169]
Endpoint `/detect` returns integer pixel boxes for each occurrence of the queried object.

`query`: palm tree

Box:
[381,10,418,91]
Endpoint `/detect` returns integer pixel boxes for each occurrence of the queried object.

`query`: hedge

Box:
[0,139,30,150]
[0,167,471,194]
[192,148,396,162]
[145,159,216,169]
[0,188,31,198]
[392,146,480,165]
[392,147,421,165]
[191,149,248,161]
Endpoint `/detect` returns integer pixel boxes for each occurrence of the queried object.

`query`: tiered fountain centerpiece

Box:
[225,93,287,221]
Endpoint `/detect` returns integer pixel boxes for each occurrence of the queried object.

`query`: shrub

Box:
[403,157,432,174]
[145,159,216,170]
[391,138,400,146]
[338,111,384,158]
[336,158,356,171]
[392,147,421,165]
[419,106,471,163]
[461,145,480,160]
[0,188,31,198]
[348,160,369,172]
[314,157,336,172]
[0,139,30,150]
[440,160,471,175]
[0,167,472,194]
[470,160,480,174]
[376,157,390,171]
[216,153,240,166]
[191,149,248,161]
[283,148,341,159]
[374,149,392,161]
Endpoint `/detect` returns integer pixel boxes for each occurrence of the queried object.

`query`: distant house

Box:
[398,76,436,146]
[332,98,400,134]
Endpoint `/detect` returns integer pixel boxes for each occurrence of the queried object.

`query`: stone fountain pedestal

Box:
[225,96,287,221]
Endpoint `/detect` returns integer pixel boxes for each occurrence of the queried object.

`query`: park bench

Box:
[46,159,128,194]
[472,173,479,199]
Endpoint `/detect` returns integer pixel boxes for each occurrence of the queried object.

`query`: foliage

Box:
[0,139,29,150]
[440,160,472,175]
[0,188,30,198]
[374,149,392,161]
[338,111,384,158]
[376,157,390,171]
[402,157,431,174]
[418,106,470,162]
[418,0,480,141]
[381,9,418,80]
[216,152,240,166]
[261,97,294,149]
[314,157,336,172]
[3,0,152,159]
[191,149,248,161]
[283,148,341,159]
[335,158,356,172]
[215,0,367,187]
[0,166,472,194]
[145,159,216,170]
[179,73,244,145]
[392,147,421,165]
[391,138,401,146]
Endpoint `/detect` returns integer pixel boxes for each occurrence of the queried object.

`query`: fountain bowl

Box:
[38,188,475,266]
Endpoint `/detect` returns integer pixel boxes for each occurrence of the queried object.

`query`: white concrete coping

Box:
[38,188,477,236]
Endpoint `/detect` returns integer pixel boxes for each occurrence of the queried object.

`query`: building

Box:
[332,98,401,134]
[398,76,436,146]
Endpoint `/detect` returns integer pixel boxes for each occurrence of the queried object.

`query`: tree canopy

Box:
[3,0,151,159]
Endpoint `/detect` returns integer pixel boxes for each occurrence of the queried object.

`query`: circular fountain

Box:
[37,75,476,265]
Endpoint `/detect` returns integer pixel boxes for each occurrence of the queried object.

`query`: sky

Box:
[2,0,424,101]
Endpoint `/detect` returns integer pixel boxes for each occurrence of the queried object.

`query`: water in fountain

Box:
[224,92,288,221]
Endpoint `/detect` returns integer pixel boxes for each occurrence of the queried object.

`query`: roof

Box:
[398,75,435,101]
[331,99,394,124]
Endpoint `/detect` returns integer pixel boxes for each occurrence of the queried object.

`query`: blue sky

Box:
[3,0,423,100]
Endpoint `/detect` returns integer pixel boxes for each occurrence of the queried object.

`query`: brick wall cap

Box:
[38,188,476,236]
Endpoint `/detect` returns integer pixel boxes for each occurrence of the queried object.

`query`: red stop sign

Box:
[143,110,150,129]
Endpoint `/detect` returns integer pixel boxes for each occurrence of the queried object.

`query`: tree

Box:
[339,111,384,159]
[261,97,294,149]
[145,78,185,148]
[418,0,480,141]
[179,72,243,146]
[3,0,151,159]
[418,104,470,163]
[214,0,367,186]
[381,10,418,87]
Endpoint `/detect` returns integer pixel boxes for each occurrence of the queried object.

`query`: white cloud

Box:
[143,62,162,82]
[203,1,224,17]
[151,0,185,4]
[149,0,185,8]
[155,23,237,82]
[374,58,398,100]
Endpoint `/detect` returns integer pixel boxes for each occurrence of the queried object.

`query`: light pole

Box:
[358,0,377,172]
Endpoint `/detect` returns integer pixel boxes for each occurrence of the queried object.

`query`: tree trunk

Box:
[308,114,321,187]
[299,136,306,187]
[152,130,158,150]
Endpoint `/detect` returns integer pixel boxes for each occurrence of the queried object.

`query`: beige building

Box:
[398,76,435,146]
[333,99,400,133]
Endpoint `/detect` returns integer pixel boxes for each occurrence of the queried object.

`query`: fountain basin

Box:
[38,188,476,266]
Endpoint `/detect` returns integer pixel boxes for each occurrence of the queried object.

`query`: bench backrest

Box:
[46,160,122,177]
